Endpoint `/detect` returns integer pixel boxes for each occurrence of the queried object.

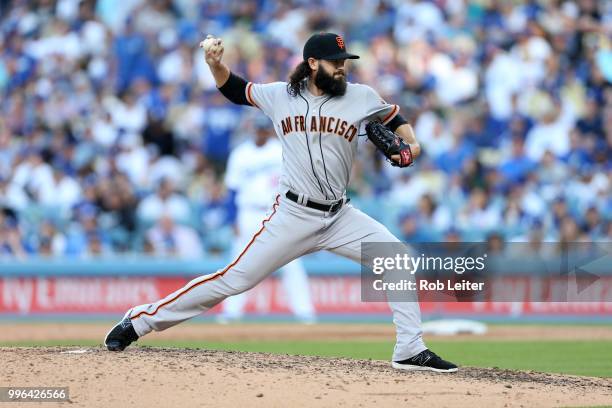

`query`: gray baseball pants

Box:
[129,194,426,361]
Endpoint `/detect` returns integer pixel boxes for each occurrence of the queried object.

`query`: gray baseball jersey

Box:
[122,79,427,362]
[246,81,399,200]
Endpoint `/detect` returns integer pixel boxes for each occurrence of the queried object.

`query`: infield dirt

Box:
[1,346,611,408]
[2,324,611,407]
[2,322,612,342]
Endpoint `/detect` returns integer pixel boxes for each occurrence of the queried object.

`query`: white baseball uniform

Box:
[222,136,315,322]
[128,80,426,361]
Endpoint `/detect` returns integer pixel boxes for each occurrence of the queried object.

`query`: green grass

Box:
[2,339,611,378]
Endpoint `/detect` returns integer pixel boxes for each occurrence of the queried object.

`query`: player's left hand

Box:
[391,149,416,165]
[365,122,414,168]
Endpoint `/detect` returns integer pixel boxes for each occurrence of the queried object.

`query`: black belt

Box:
[285,191,348,213]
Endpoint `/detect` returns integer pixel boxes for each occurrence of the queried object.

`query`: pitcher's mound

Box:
[2,347,610,407]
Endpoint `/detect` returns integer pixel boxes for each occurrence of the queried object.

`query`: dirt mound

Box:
[1,347,610,407]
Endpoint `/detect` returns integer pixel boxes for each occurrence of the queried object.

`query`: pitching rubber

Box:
[391,362,459,373]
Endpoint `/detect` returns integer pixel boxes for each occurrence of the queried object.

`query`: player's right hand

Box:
[201,35,224,66]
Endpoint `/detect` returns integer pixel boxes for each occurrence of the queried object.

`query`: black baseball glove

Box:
[365,121,414,167]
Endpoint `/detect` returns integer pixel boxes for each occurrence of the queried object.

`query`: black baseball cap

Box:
[303,32,360,61]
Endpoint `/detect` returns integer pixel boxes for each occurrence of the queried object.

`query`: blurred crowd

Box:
[0,0,610,258]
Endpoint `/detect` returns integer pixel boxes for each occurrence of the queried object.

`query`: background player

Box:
[221,114,316,323]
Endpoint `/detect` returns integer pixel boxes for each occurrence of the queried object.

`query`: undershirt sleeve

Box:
[218,72,250,106]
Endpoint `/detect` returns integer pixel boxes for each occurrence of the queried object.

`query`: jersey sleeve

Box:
[361,85,400,125]
[245,81,286,120]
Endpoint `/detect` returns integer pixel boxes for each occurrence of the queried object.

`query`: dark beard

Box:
[314,68,347,97]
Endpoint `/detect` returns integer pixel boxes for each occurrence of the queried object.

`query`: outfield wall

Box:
[1,258,611,321]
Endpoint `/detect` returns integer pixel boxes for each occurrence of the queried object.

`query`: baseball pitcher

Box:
[105,32,458,372]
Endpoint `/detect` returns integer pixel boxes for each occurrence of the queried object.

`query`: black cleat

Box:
[104,313,138,351]
[392,349,458,373]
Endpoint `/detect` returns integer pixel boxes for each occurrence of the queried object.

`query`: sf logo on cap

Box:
[336,36,345,49]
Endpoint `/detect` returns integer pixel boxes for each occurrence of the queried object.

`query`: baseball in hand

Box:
[200,36,218,52]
